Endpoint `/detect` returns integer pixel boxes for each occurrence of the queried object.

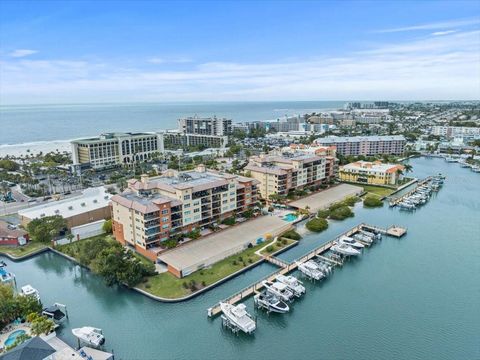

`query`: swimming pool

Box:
[4,329,26,347]
[282,213,298,222]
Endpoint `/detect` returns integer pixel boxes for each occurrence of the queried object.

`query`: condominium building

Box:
[161,131,228,149]
[339,161,404,185]
[315,135,406,156]
[431,126,480,139]
[245,153,326,200]
[71,132,164,170]
[178,116,232,136]
[110,165,259,261]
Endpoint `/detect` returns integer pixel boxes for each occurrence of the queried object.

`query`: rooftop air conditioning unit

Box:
[68,206,73,210]
[81,202,86,207]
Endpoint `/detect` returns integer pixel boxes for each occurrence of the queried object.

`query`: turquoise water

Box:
[282,213,298,222]
[0,101,344,145]
[4,330,26,347]
[2,157,479,359]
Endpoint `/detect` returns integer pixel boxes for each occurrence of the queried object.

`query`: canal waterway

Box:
[2,157,479,360]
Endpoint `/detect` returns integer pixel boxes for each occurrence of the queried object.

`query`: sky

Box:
[0,0,479,104]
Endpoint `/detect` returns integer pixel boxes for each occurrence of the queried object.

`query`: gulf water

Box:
[2,157,479,360]
[0,101,344,145]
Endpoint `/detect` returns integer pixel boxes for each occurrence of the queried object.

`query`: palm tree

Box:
[404,164,413,173]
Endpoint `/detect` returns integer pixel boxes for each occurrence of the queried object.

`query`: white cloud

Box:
[375,18,479,33]
[1,29,479,104]
[431,30,457,36]
[8,49,38,58]
[147,57,193,64]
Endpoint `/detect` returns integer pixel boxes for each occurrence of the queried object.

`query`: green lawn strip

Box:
[56,234,115,257]
[361,185,395,198]
[0,242,48,257]
[139,240,273,299]
[260,238,296,255]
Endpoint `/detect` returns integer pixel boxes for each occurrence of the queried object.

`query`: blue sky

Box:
[1,0,479,104]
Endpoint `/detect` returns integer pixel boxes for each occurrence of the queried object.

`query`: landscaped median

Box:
[0,242,48,259]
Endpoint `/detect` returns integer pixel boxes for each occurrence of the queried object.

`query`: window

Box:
[184,203,191,208]
[184,194,191,200]
[185,210,191,215]
[161,209,169,215]
[162,224,169,229]
[162,217,169,222]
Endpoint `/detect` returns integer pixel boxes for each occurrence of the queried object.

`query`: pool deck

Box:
[0,324,30,350]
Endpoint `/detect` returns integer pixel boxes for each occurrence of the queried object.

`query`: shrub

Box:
[145,283,151,289]
[248,258,253,264]
[329,206,354,220]
[201,281,206,287]
[281,229,301,240]
[232,260,238,265]
[276,242,282,247]
[317,209,330,219]
[281,238,287,245]
[363,195,384,208]
[102,219,112,234]
[344,196,360,206]
[306,218,329,233]
[266,245,274,253]
[222,217,236,226]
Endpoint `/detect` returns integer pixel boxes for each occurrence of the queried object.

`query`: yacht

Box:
[72,327,105,347]
[275,275,306,297]
[331,243,361,256]
[42,303,68,324]
[314,260,333,276]
[262,281,294,302]
[254,291,290,313]
[297,261,325,281]
[20,285,40,302]
[220,303,256,334]
[338,236,364,249]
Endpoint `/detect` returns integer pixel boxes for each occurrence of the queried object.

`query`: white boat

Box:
[262,281,295,302]
[254,291,290,313]
[0,267,14,284]
[72,327,105,347]
[361,230,382,240]
[338,236,364,249]
[445,157,457,163]
[297,261,325,281]
[275,275,305,297]
[42,303,68,324]
[220,303,256,334]
[353,233,373,244]
[20,285,40,302]
[471,166,480,173]
[331,243,361,256]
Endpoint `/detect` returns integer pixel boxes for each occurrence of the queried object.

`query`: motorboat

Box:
[220,303,256,334]
[275,275,305,297]
[331,243,361,256]
[338,236,364,249]
[472,166,480,173]
[314,260,333,276]
[0,267,14,284]
[361,230,382,240]
[353,233,373,244]
[20,285,40,302]
[262,281,294,302]
[297,261,325,281]
[42,303,68,324]
[445,156,457,163]
[72,327,105,347]
[254,291,290,313]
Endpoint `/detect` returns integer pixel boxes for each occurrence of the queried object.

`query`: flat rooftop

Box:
[18,187,111,220]
[289,184,364,213]
[158,216,292,274]
[316,135,405,143]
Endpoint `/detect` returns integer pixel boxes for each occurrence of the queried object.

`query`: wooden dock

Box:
[207,223,406,317]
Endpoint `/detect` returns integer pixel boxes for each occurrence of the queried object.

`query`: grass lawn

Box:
[138,240,274,299]
[361,185,395,198]
[260,238,296,255]
[0,242,48,258]
[56,234,115,256]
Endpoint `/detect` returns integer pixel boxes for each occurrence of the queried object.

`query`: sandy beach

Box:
[0,140,72,158]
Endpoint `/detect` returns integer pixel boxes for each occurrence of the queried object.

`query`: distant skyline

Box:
[0,0,479,105]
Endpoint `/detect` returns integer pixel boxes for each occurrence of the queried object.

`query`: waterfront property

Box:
[0,220,29,246]
[315,135,406,156]
[339,161,404,186]
[245,153,327,200]
[110,165,259,261]
[18,187,111,230]
[161,130,228,150]
[178,115,232,136]
[157,215,291,277]
[289,183,363,213]
[71,132,164,171]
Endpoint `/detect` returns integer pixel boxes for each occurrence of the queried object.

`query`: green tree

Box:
[27,215,67,243]
[102,219,113,234]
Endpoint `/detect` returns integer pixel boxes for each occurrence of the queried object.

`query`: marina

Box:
[388,175,444,209]
[0,157,478,359]
[207,223,405,319]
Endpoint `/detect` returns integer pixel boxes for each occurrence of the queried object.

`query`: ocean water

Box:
[0,101,344,145]
[2,157,479,360]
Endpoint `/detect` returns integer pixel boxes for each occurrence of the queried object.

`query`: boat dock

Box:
[388,176,433,207]
[207,223,407,317]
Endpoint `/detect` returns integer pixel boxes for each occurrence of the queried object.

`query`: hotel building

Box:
[315,135,406,156]
[110,165,259,262]
[245,153,327,200]
[431,126,480,139]
[161,131,228,149]
[178,116,232,136]
[71,132,164,171]
[339,161,404,186]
